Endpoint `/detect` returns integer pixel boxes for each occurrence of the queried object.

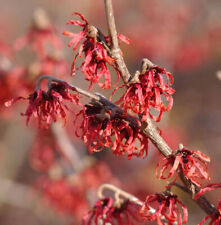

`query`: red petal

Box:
[194,183,221,200]
[66,19,85,27]
[117,33,130,44]
[71,12,89,25]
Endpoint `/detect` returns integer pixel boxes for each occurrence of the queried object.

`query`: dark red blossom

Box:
[156,146,210,187]
[193,183,221,225]
[113,66,174,122]
[63,12,129,89]
[75,101,148,159]
[140,191,188,225]
[82,197,143,225]
[5,82,79,128]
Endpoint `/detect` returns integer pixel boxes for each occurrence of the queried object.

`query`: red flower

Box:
[194,183,221,225]
[82,197,143,225]
[63,12,129,89]
[156,146,210,187]
[5,82,79,128]
[140,191,188,225]
[75,101,148,159]
[14,9,62,58]
[113,66,174,122]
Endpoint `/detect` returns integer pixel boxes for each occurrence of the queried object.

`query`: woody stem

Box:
[35,75,100,101]
[104,0,131,83]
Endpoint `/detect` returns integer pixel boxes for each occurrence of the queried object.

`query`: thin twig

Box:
[98,183,143,206]
[36,75,100,101]
[104,0,131,83]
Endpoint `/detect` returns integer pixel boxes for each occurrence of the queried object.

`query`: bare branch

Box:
[36,75,100,101]
[104,0,131,83]
[141,118,172,157]
[98,183,143,206]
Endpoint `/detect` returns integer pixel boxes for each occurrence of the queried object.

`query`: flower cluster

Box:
[63,12,129,89]
[5,82,79,128]
[5,5,218,225]
[114,65,174,122]
[140,191,188,225]
[82,197,143,225]
[75,101,148,159]
[157,146,210,187]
